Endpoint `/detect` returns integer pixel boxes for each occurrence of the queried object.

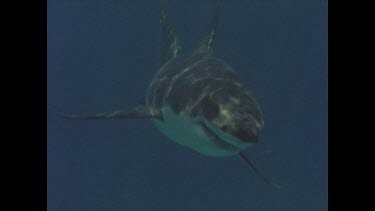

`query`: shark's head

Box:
[198,88,264,145]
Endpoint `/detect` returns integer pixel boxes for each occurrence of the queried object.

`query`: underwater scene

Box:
[48,0,328,210]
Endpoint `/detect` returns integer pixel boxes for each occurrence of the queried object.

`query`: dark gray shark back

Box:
[146,52,262,122]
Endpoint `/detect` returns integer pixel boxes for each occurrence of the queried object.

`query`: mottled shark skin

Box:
[64,10,279,189]
[146,52,264,156]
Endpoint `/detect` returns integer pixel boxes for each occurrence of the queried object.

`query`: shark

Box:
[65,10,279,189]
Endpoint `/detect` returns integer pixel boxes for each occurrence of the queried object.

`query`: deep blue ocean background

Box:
[48,0,328,210]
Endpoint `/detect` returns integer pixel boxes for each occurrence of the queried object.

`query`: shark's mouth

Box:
[196,115,253,151]
[198,122,240,152]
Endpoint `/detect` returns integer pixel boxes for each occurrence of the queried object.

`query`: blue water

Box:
[48,0,328,210]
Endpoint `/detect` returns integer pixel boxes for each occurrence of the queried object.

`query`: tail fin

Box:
[197,8,220,53]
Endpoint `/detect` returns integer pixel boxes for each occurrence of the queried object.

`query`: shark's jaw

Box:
[151,106,252,157]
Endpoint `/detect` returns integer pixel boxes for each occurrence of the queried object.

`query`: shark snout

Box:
[234,119,263,143]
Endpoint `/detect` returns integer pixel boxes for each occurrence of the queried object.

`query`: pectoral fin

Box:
[62,105,163,120]
[239,152,281,189]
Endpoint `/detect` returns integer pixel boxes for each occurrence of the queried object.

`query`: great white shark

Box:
[65,10,280,189]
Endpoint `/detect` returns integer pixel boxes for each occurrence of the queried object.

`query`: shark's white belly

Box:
[151,106,248,156]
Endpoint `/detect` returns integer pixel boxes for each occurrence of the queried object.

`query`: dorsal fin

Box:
[197,9,220,54]
[160,10,182,64]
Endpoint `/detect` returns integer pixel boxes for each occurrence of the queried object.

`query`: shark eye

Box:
[222,125,228,131]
